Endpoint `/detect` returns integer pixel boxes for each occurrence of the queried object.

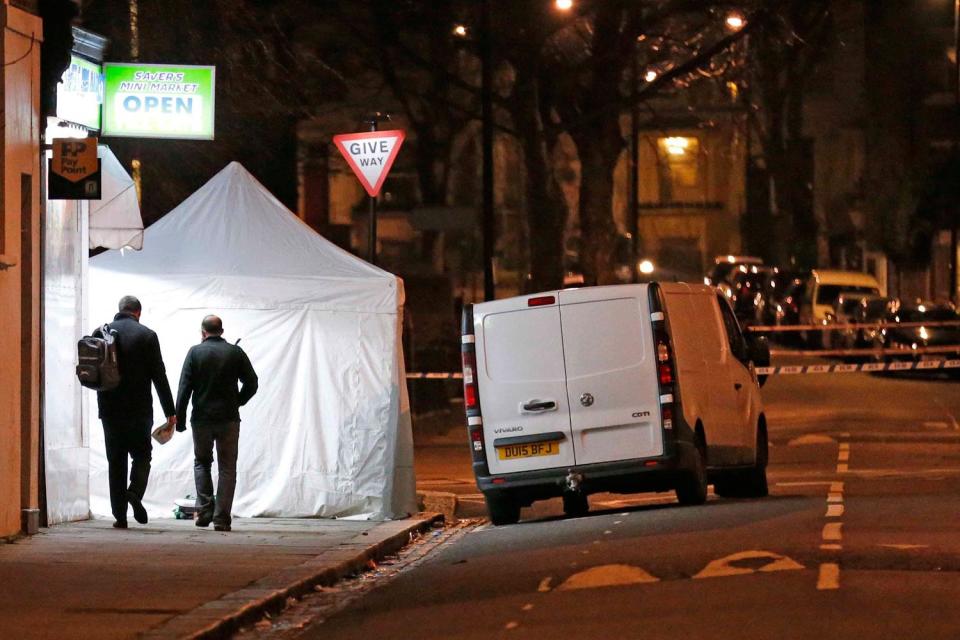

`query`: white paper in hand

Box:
[151,422,174,445]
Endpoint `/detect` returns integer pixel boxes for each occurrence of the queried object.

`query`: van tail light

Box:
[461,304,487,466]
[648,284,676,433]
[658,362,673,386]
[470,426,484,452]
[462,349,479,410]
[661,404,673,431]
[528,295,556,307]
[657,340,673,385]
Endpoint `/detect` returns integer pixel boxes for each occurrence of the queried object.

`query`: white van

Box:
[461,283,771,525]
[799,270,882,348]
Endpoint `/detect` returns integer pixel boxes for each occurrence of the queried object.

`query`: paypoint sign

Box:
[102,63,215,140]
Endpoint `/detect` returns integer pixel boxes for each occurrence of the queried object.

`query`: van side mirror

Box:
[747,336,771,387]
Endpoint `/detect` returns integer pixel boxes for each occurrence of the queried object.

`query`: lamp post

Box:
[481,0,496,301]
[952,0,959,303]
[630,51,640,273]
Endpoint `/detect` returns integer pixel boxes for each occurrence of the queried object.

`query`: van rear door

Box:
[558,286,663,465]
[474,295,577,475]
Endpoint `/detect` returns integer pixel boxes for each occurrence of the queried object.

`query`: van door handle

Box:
[521,399,557,413]
[734,383,743,391]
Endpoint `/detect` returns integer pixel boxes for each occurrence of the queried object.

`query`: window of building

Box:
[656,136,700,201]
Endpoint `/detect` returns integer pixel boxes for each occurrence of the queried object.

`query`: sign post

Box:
[48,137,102,200]
[332,119,404,265]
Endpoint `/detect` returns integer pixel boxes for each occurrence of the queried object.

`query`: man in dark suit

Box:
[96,295,177,528]
[176,315,258,532]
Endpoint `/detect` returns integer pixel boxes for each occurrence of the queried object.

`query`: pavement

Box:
[0,514,442,640]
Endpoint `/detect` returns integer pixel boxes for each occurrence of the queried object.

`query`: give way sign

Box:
[333,129,406,197]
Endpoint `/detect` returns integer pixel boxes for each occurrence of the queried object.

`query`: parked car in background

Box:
[799,270,882,348]
[877,302,960,364]
[827,294,893,356]
[729,265,773,327]
[763,271,810,330]
[705,255,764,300]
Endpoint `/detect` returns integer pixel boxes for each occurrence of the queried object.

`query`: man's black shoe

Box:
[113,520,128,529]
[127,490,148,524]
[214,524,231,532]
[195,514,213,528]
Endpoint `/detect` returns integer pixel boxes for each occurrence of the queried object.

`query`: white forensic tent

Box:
[86,161,416,520]
[43,146,145,524]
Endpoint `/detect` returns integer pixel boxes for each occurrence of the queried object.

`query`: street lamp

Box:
[953,0,959,303]
[725,12,746,30]
[452,24,468,38]
[555,0,573,11]
[644,69,658,83]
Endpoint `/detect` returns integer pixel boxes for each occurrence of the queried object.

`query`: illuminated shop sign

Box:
[56,55,103,131]
[102,63,215,140]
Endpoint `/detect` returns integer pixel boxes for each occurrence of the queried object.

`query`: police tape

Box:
[406,372,464,380]
[746,320,960,333]
[755,359,960,376]
[769,345,960,358]
[407,359,960,380]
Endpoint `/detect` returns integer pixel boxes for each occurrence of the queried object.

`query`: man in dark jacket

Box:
[176,315,258,531]
[96,295,177,528]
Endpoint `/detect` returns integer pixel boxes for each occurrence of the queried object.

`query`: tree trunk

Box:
[513,68,567,292]
[575,134,621,285]
[569,3,628,286]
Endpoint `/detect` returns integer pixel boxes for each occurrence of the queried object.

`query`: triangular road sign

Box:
[333,129,406,197]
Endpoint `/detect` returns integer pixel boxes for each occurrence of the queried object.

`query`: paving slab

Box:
[0,515,441,640]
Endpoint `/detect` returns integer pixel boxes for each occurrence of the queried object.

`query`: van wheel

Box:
[676,438,708,506]
[712,474,737,497]
[485,492,520,526]
[562,492,589,518]
[741,425,769,497]
[715,426,769,498]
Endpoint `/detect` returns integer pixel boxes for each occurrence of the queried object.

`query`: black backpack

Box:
[76,325,121,391]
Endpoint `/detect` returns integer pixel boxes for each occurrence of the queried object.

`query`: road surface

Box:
[243,367,960,639]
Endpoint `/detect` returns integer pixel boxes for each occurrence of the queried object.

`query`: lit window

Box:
[656,136,700,197]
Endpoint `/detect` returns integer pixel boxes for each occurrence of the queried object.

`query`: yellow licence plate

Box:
[497,441,560,460]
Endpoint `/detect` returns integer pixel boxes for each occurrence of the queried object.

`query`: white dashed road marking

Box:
[822,522,843,541]
[817,563,840,590]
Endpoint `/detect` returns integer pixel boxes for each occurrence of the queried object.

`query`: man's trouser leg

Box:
[126,418,153,501]
[213,422,240,527]
[102,421,129,522]
[192,425,216,521]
